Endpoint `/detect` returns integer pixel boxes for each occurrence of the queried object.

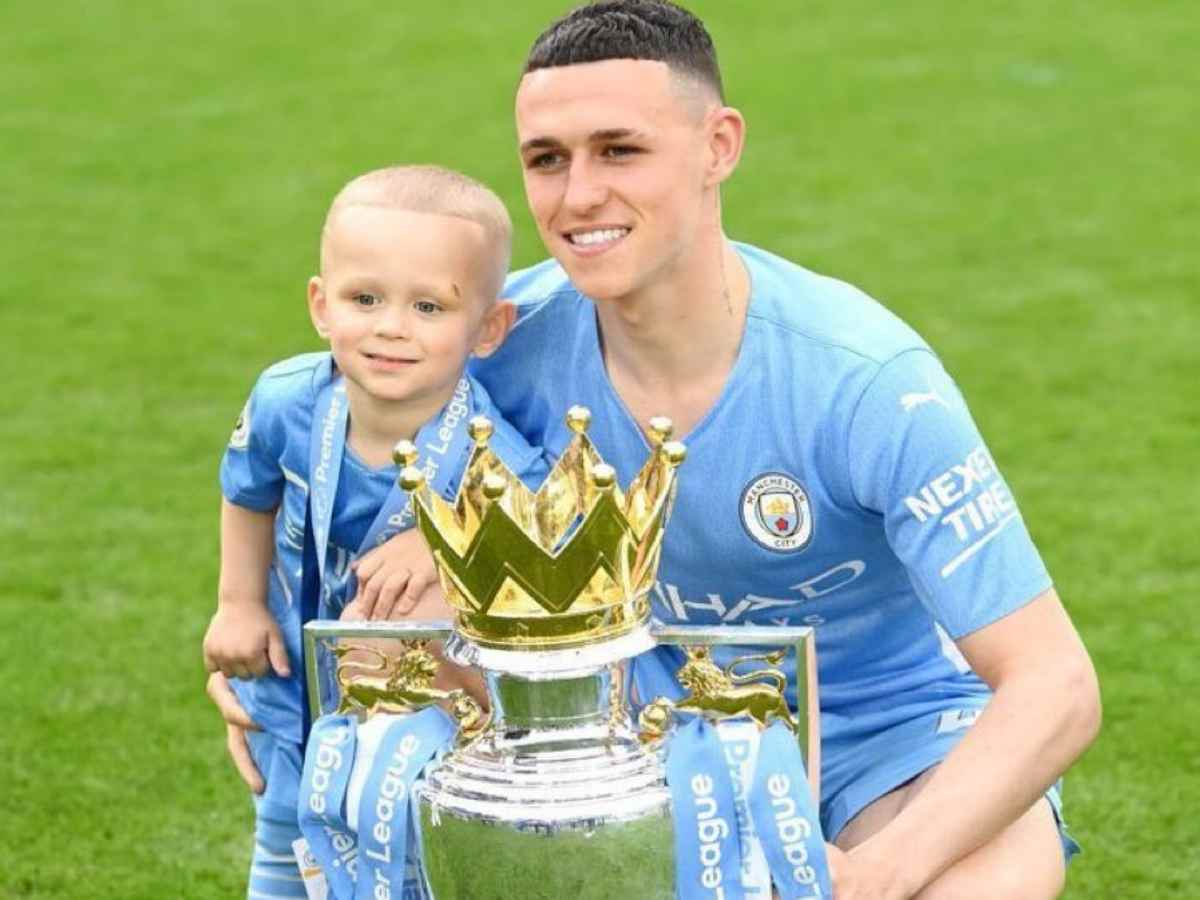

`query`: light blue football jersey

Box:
[472,244,1052,765]
[220,352,547,744]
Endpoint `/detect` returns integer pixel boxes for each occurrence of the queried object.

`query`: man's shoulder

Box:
[490,260,590,374]
[468,374,547,485]
[739,243,929,367]
[502,259,586,324]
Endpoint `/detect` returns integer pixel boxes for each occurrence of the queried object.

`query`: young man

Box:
[202,165,544,898]
[465,2,1098,898]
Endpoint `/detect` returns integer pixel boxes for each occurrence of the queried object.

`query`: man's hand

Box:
[825,843,905,900]
[827,844,857,899]
[351,529,441,620]
[206,671,265,794]
[202,603,291,680]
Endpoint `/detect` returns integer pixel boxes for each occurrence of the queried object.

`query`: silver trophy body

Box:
[418,629,673,898]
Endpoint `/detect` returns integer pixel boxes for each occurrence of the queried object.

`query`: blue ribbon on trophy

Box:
[749,723,832,899]
[666,715,831,899]
[299,715,360,899]
[300,709,458,900]
[355,708,457,900]
[667,718,747,900]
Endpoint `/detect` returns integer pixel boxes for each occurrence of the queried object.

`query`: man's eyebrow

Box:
[519,128,649,153]
[588,128,648,142]
[519,136,564,153]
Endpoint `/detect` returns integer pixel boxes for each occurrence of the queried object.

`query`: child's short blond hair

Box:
[322,164,512,299]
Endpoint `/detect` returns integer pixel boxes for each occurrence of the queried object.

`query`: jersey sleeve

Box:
[219,375,286,512]
[846,349,1051,638]
[466,372,552,492]
[501,258,569,324]
[488,415,551,491]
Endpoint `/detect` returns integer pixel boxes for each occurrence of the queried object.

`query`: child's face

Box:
[308,206,508,411]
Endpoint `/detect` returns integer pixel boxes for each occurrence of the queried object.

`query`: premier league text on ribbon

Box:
[362,733,419,865]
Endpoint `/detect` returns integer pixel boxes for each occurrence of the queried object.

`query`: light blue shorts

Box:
[819,707,1080,863]
[245,731,308,900]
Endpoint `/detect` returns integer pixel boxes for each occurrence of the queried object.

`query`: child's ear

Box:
[307,276,330,339]
[472,300,516,359]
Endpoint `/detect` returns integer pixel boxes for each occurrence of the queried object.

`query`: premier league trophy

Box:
[302,408,825,900]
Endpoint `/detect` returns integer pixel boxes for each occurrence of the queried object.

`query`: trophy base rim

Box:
[444,623,655,677]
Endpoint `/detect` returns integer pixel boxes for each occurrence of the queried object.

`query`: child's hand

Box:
[350,530,441,621]
[202,603,291,680]
[338,597,369,621]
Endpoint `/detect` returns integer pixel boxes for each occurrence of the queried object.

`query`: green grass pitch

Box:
[2,0,1195,896]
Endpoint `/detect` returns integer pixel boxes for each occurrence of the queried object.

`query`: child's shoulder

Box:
[257,351,330,388]
[232,352,332,457]
[249,352,331,411]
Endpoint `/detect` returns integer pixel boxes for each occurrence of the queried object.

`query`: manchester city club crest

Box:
[740,472,813,552]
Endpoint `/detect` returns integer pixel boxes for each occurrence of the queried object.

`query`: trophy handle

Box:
[304,620,456,721]
[650,623,821,804]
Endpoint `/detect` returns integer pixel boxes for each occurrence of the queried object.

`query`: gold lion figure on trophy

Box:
[672,646,798,732]
[334,642,468,717]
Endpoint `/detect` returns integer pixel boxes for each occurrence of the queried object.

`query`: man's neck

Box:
[343,380,451,469]
[596,234,750,437]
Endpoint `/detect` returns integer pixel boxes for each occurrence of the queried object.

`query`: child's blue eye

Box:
[415,300,441,315]
[353,292,381,308]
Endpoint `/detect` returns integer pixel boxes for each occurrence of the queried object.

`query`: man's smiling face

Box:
[515,58,715,303]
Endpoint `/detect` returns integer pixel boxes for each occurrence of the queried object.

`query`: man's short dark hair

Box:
[523,1,724,101]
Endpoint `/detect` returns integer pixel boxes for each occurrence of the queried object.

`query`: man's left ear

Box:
[704,105,746,188]
[472,300,516,359]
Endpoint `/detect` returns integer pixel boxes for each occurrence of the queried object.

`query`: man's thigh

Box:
[835,766,1065,900]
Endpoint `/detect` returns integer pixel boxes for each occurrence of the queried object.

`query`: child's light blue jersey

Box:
[220,352,546,744]
[474,244,1052,761]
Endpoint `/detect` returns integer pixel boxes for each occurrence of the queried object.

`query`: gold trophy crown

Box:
[396,406,686,651]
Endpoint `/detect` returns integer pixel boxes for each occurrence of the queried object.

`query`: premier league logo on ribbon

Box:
[741,473,814,552]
